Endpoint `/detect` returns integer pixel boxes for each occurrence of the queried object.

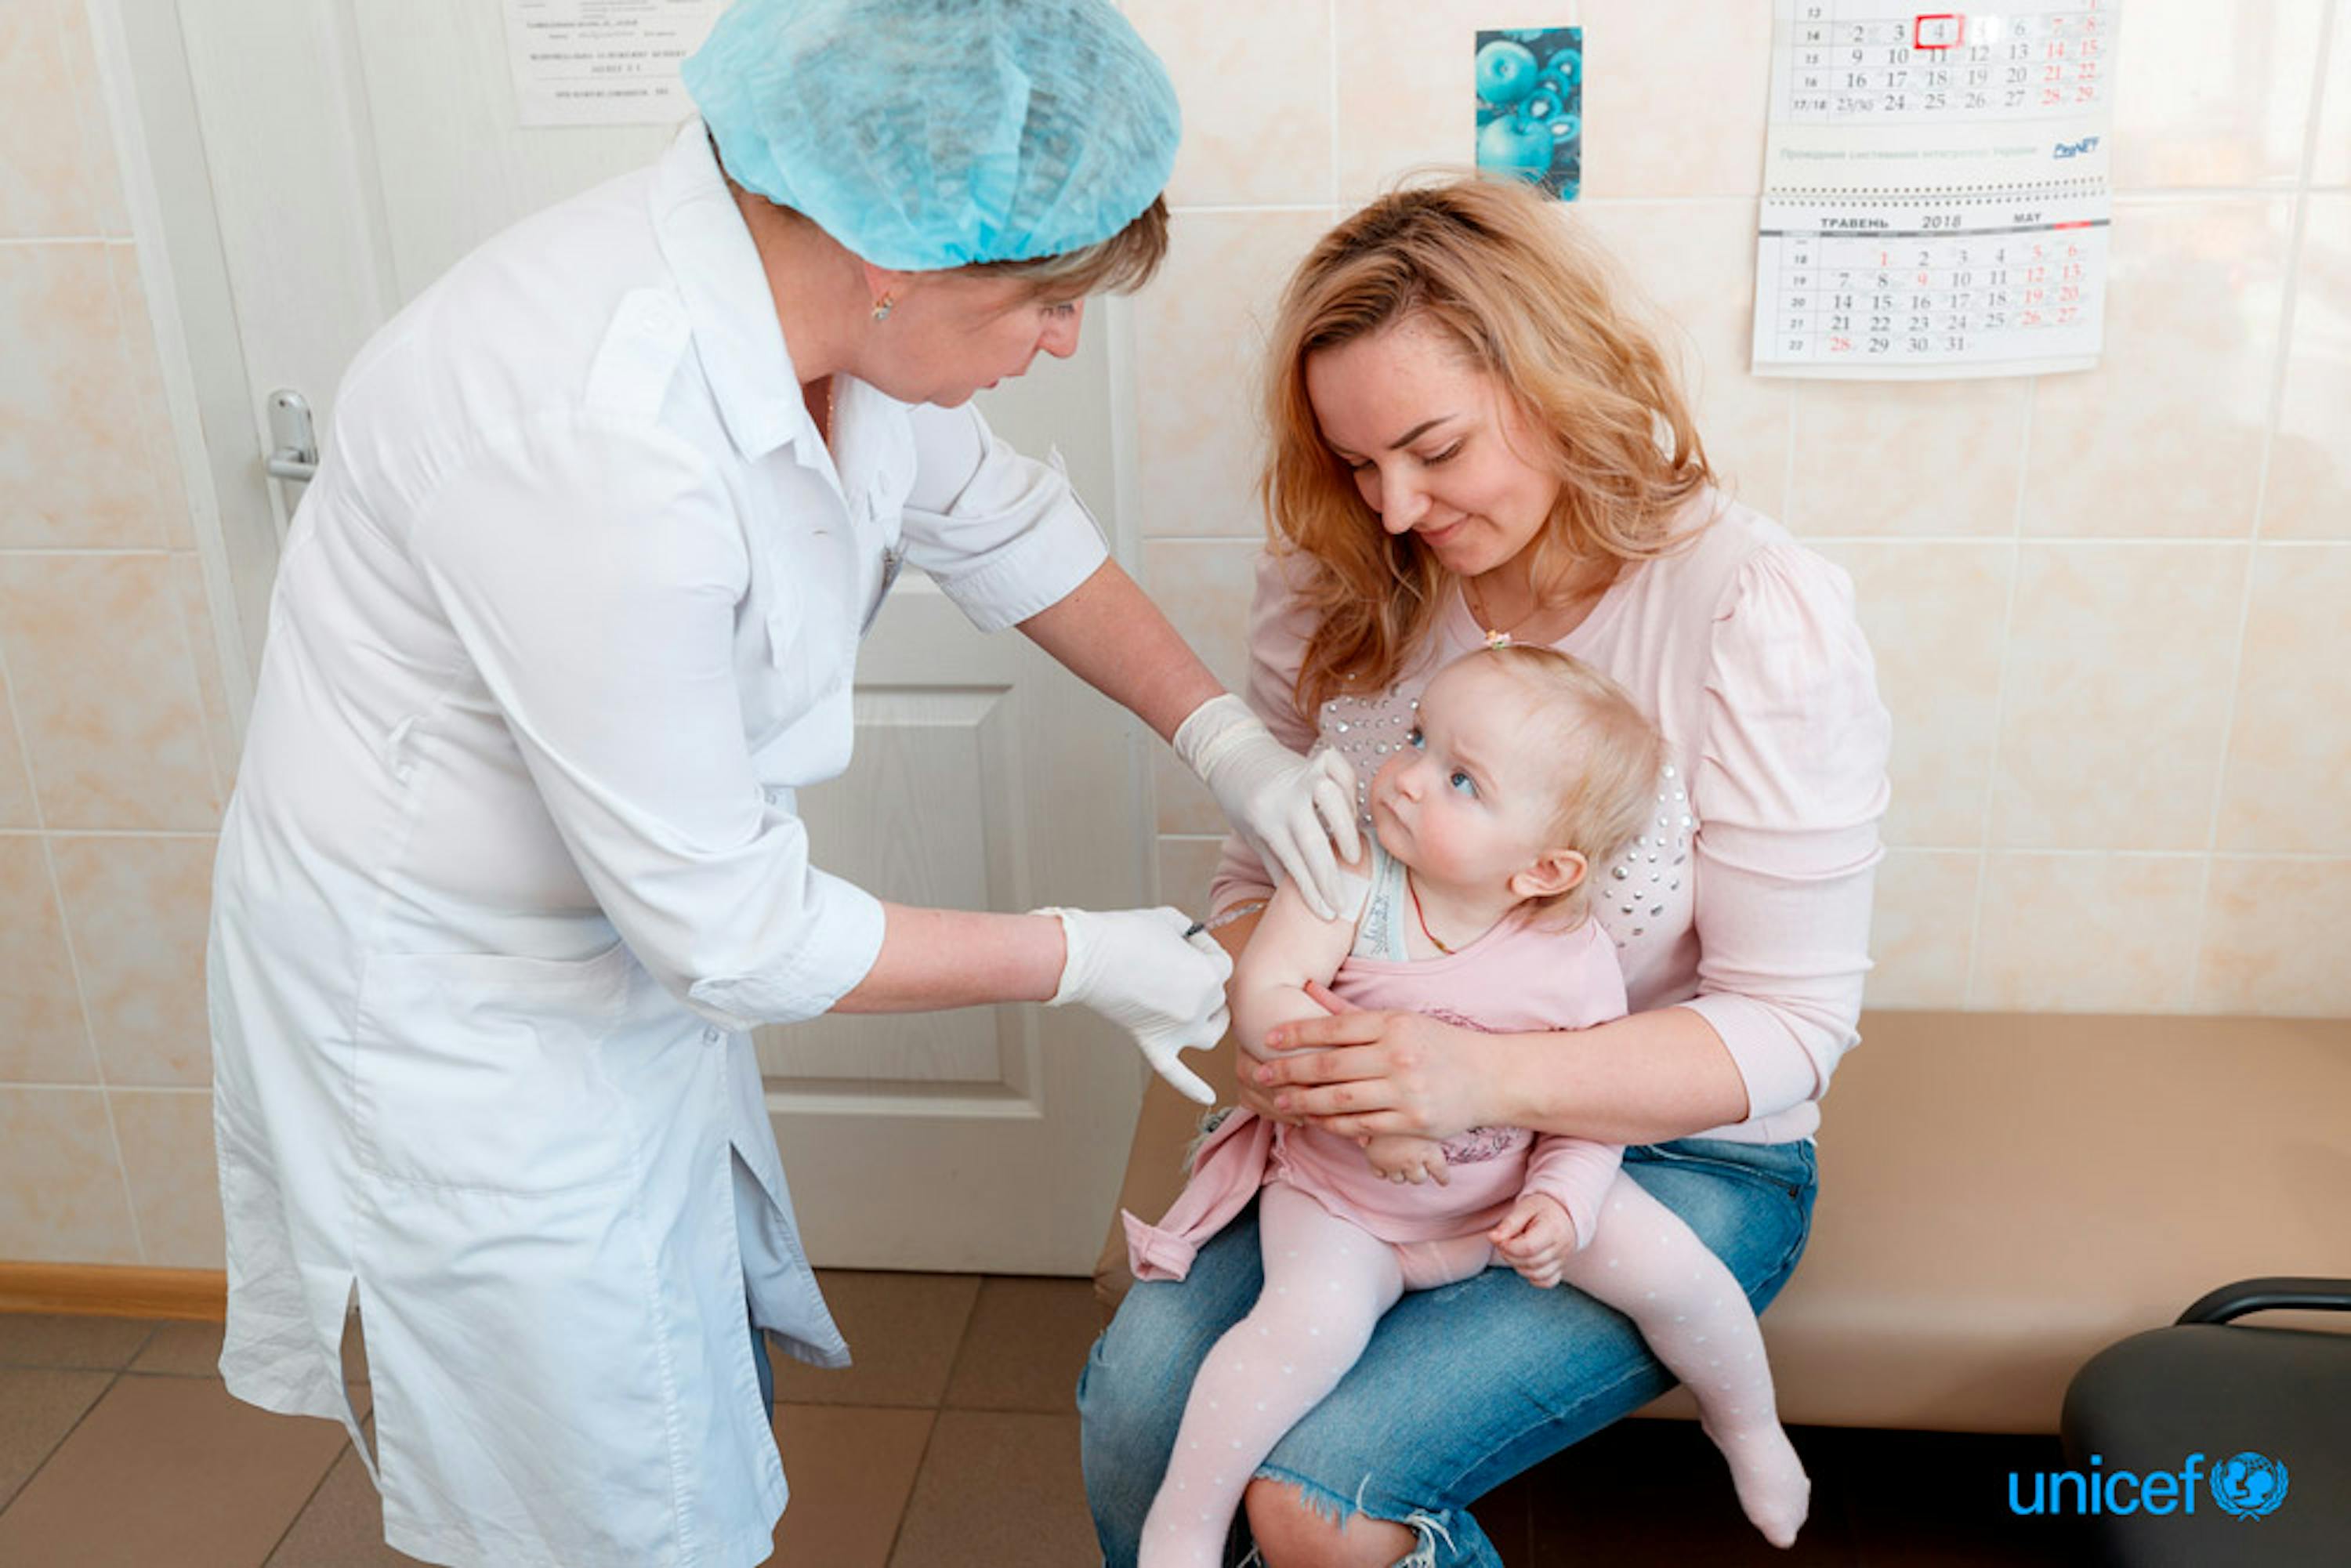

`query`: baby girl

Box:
[1124,645,1810,1560]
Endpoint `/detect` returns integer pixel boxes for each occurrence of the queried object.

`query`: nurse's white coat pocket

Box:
[355,943,636,1194]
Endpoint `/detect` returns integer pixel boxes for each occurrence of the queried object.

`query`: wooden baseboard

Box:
[0,1262,228,1322]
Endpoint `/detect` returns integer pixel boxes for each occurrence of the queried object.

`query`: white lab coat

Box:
[207,121,1107,1568]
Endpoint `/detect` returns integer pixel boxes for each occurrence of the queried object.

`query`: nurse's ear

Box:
[858,259,915,324]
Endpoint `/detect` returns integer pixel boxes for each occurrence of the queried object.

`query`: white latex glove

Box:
[1036,907,1233,1104]
[1173,693,1360,922]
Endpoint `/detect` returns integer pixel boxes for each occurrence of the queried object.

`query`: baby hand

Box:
[1487,1193,1578,1287]
[1362,1133,1449,1186]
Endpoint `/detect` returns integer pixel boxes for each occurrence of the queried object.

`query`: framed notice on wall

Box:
[1751,1,2120,380]
[502,0,726,127]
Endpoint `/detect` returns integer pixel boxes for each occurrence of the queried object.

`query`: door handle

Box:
[266,387,317,483]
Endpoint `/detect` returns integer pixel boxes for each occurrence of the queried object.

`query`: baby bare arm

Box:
[1230,860,1364,1061]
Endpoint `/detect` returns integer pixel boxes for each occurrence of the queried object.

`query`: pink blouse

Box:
[1208,492,1893,1144]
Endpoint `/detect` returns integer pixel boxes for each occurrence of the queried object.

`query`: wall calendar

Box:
[1751,2,2120,379]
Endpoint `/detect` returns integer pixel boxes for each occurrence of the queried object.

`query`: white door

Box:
[118,0,1158,1273]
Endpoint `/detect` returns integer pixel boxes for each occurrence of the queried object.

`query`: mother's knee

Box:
[1243,1478,1415,1568]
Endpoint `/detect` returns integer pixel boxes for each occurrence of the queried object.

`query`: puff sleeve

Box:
[1674,543,1892,1127]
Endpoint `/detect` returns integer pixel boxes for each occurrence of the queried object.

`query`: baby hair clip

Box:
[1484,628,1513,649]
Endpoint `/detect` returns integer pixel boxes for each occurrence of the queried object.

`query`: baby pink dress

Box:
[1123,907,1628,1283]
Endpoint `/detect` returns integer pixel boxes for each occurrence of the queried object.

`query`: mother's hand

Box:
[1250,982,1508,1141]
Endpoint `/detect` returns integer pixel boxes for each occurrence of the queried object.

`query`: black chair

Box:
[2060,1277,2350,1566]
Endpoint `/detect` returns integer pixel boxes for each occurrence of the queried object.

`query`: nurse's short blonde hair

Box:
[965,196,1171,299]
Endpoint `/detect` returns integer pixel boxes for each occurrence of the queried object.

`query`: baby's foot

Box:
[1701,1416,1810,1548]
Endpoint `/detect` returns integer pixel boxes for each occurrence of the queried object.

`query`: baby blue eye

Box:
[1406,726,1425,748]
[1448,768,1478,798]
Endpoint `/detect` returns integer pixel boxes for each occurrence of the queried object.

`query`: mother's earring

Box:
[871,293,895,324]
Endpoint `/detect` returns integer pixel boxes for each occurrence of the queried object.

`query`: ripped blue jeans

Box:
[1077,1136,1817,1567]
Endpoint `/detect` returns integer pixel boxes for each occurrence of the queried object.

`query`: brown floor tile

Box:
[264,1425,423,1568]
[0,1313,153,1370]
[127,1316,226,1376]
[0,1374,350,1568]
[134,1314,372,1392]
[943,1276,1103,1414]
[777,1270,981,1409]
[755,1403,936,1568]
[344,1311,370,1384]
[889,1410,1096,1567]
[0,1367,111,1510]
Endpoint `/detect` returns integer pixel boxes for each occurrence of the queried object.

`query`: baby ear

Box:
[1509,848,1587,902]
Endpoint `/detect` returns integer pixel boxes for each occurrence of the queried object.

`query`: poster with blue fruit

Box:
[1475,27,1581,199]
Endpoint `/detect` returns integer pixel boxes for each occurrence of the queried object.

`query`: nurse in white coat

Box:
[205,4,1357,1564]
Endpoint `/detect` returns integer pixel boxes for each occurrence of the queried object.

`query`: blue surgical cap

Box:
[682,0,1181,273]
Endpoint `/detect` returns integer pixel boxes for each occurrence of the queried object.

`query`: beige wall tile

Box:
[1812,541,2009,848]
[2262,194,2351,541]
[1576,0,1770,198]
[1789,378,2028,538]
[1990,544,2245,850]
[0,0,102,239]
[0,664,36,829]
[54,0,129,238]
[0,1086,137,1263]
[2022,199,2293,540]
[2194,857,2351,1016]
[49,835,216,1089]
[0,244,179,550]
[1864,849,1977,1009]
[1154,834,1226,912]
[1128,1,1333,207]
[0,835,96,1085]
[110,1088,224,1268]
[1968,852,2204,1012]
[1334,2,1520,204]
[1332,3,1765,201]
[0,553,222,831]
[1140,539,1259,693]
[2110,0,2324,189]
[1571,201,1791,518]
[2215,544,2351,854]
[1133,208,1331,540]
[107,246,194,550]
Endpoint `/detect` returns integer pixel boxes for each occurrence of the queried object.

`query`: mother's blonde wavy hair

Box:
[1262,176,1715,721]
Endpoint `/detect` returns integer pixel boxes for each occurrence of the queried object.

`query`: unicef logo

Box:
[2210,1451,2290,1519]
